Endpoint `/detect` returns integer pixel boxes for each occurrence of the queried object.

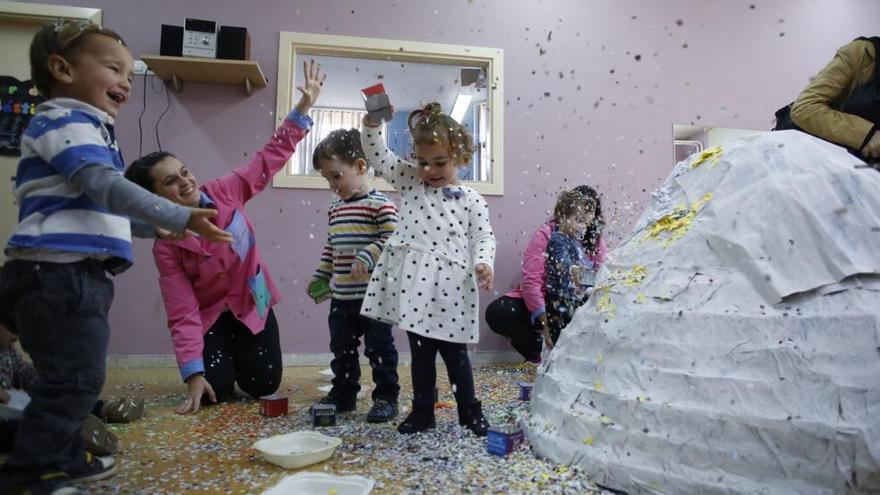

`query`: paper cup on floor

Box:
[262,472,374,495]
[319,368,334,381]
[253,431,342,469]
[316,384,369,399]
[0,390,30,420]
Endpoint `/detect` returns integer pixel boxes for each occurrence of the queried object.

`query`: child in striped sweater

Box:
[308,128,401,423]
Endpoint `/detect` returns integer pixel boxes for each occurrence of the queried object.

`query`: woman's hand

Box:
[176,373,216,414]
[0,389,10,405]
[295,59,326,114]
[475,263,494,290]
[861,130,880,160]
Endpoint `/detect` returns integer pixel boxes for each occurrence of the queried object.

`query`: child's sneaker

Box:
[67,452,116,484]
[365,400,398,423]
[0,470,82,495]
[317,395,356,413]
[99,397,145,423]
[80,414,118,456]
[24,473,83,495]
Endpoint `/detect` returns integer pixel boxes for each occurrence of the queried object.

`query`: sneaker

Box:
[1,471,82,495]
[20,472,82,495]
[317,395,356,413]
[365,400,398,423]
[99,397,145,423]
[66,452,116,484]
[80,414,118,456]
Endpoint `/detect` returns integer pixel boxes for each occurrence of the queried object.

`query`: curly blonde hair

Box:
[30,19,126,97]
[406,102,474,163]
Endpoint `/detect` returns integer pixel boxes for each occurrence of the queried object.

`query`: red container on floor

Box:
[259,395,289,417]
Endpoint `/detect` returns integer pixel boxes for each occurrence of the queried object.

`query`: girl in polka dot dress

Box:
[360,102,495,436]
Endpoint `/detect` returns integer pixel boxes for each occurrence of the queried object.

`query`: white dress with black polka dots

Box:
[359,127,496,343]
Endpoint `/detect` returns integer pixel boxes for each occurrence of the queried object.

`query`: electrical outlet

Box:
[133,59,152,76]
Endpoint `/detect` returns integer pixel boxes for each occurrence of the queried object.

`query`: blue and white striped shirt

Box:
[5,98,133,263]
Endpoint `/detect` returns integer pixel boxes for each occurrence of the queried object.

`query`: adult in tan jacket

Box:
[791,37,879,160]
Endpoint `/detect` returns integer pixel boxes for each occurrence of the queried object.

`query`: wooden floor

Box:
[82,364,603,494]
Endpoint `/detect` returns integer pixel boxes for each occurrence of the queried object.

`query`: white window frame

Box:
[273,31,504,195]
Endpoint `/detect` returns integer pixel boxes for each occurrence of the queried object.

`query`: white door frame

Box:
[0,1,101,25]
[0,2,102,265]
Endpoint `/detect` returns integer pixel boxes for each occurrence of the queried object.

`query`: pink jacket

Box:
[505,220,606,322]
[153,111,311,380]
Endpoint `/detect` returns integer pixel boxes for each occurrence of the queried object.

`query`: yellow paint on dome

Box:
[690,145,723,168]
[596,294,616,317]
[621,265,647,287]
[645,192,713,246]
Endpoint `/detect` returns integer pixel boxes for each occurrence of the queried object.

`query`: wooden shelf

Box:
[140,55,267,96]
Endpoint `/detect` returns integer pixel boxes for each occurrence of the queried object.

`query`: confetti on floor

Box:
[85,364,611,494]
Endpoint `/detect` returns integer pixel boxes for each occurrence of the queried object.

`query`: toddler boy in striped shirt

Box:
[309,128,400,423]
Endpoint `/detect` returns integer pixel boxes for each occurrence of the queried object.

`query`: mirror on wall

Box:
[274,32,504,195]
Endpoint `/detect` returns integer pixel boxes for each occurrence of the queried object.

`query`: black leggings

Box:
[202,309,282,401]
[407,332,476,406]
[484,295,543,361]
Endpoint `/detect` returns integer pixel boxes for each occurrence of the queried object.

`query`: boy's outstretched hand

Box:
[156,228,191,241]
[186,209,233,243]
[475,263,494,290]
[295,59,326,114]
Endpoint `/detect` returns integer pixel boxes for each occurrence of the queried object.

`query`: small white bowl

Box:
[253,431,342,469]
[262,472,374,495]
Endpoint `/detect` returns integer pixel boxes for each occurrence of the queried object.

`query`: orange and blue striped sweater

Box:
[312,190,397,300]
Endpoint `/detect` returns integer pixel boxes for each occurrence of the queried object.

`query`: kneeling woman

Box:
[125,61,324,413]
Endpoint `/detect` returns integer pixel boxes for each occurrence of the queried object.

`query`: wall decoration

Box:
[0,76,44,156]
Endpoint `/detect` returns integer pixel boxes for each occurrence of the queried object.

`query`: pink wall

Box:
[21,0,879,356]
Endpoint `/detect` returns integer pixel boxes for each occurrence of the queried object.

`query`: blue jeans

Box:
[0,259,112,479]
[327,298,400,404]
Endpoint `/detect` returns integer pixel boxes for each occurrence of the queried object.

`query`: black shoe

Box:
[67,452,116,484]
[2,471,82,495]
[317,395,356,413]
[396,402,435,434]
[366,400,398,423]
[81,414,118,456]
[458,400,490,437]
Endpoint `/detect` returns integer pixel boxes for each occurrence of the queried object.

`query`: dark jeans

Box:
[202,309,282,401]
[407,332,476,406]
[0,402,104,453]
[327,298,399,404]
[484,295,543,361]
[0,259,113,478]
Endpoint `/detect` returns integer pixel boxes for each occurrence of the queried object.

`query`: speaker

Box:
[160,24,183,57]
[217,25,250,61]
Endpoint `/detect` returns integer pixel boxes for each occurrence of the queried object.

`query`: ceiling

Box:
[293,54,487,112]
